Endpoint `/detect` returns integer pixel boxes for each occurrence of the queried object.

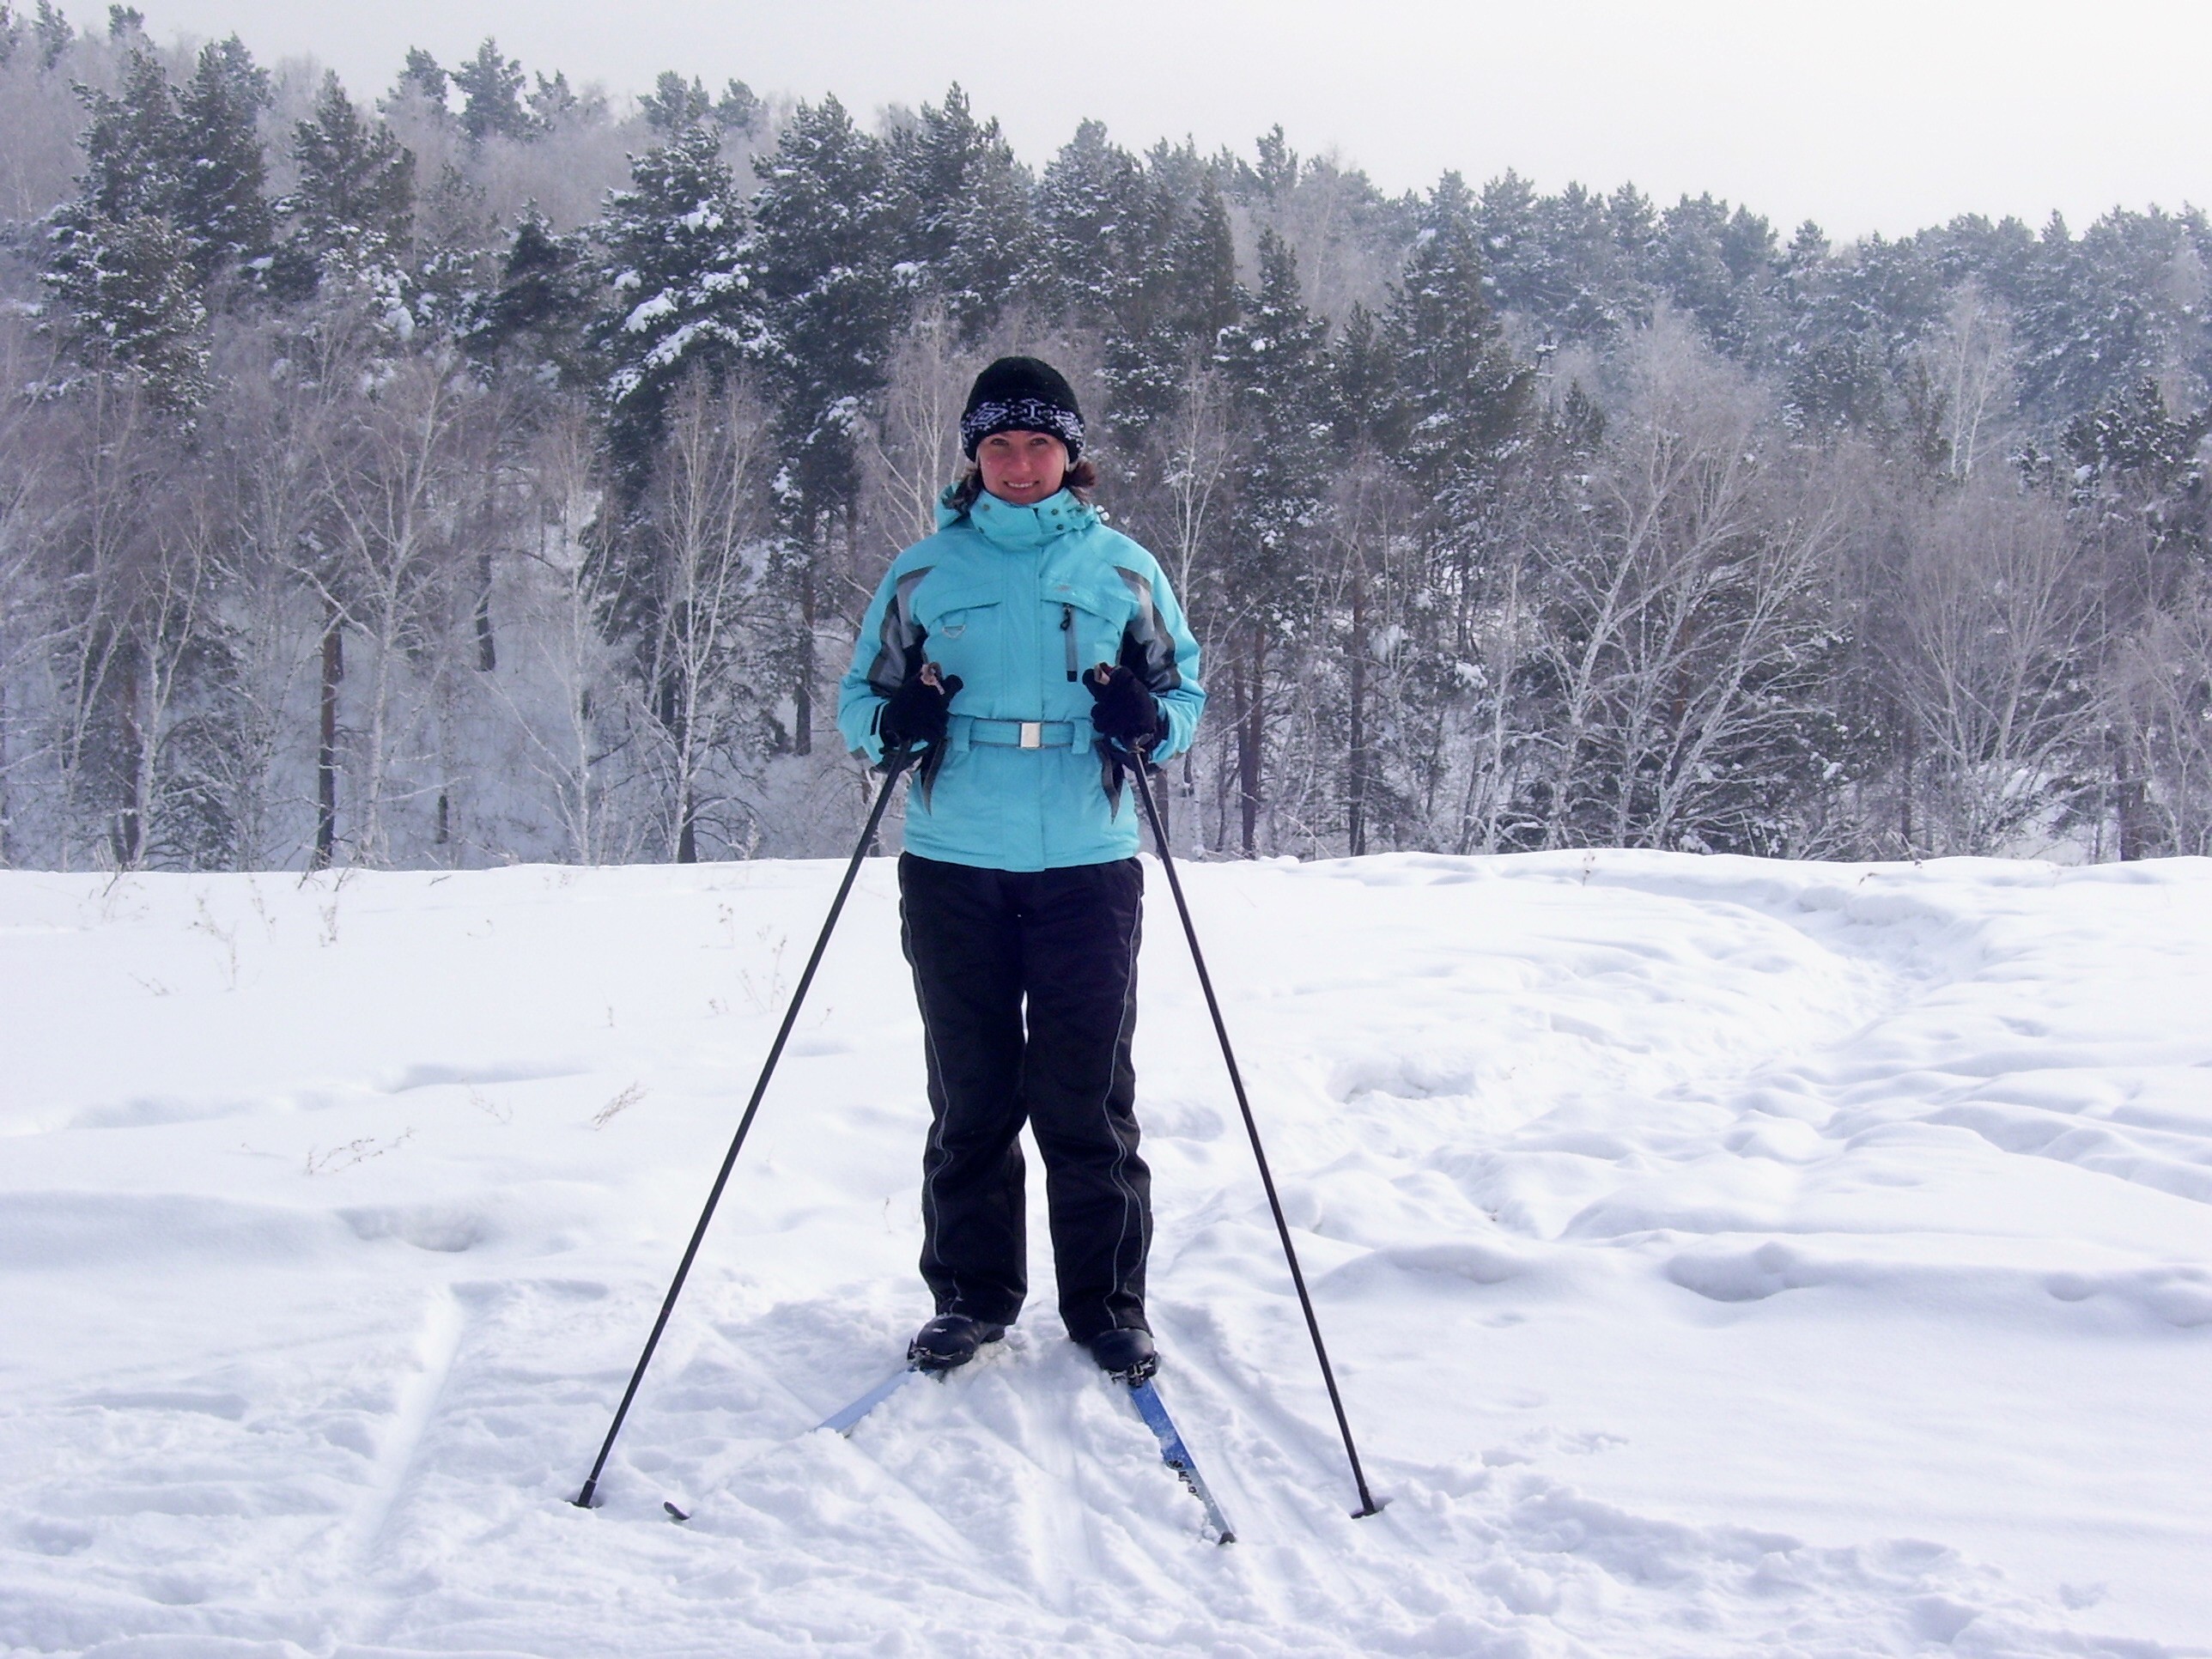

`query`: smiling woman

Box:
[941,359,1102,515]
[836,355,1204,1381]
[976,430,1070,505]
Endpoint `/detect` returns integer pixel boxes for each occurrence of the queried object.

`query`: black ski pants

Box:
[897,852,1151,1343]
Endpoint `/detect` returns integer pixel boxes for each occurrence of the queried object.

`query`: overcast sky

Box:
[126,0,2208,240]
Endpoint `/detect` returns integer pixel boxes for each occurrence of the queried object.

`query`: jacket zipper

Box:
[1061,604,1077,681]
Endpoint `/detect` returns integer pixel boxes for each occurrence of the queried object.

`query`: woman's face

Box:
[976,429,1068,506]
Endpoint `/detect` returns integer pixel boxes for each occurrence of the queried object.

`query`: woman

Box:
[837,356,1205,1381]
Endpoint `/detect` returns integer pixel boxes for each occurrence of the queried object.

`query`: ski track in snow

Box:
[1,852,2209,1656]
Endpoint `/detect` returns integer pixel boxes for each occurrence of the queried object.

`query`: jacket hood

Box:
[935,486,1098,550]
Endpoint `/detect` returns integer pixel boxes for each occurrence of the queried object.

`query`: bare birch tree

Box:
[1887,478,2094,854]
[643,373,773,862]
[314,356,471,865]
[1532,317,1845,853]
[495,407,648,865]
[866,302,969,549]
[2113,581,2212,855]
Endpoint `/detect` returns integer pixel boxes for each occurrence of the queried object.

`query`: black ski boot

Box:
[1082,1326,1158,1382]
[908,1313,1006,1373]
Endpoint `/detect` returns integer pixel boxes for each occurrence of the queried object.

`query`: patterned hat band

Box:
[961,396,1085,459]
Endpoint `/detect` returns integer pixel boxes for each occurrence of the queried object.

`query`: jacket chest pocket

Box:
[1052,583,1134,683]
[913,582,1002,675]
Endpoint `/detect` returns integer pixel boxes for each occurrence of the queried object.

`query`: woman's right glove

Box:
[877,670,962,752]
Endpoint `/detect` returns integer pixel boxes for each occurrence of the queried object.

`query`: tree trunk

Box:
[1237,620,1267,856]
[1347,552,1368,857]
[1899,713,1916,855]
[793,520,817,757]
[315,604,342,870]
[114,646,143,868]
[0,679,11,866]
[475,551,497,672]
[2113,726,2151,861]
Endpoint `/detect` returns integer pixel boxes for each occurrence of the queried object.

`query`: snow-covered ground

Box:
[3,850,2209,1657]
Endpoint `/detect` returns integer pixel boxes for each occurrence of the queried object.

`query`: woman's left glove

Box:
[1086,665,1169,751]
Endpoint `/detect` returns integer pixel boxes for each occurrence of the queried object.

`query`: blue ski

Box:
[664,1367,917,1516]
[816,1366,920,1435]
[1124,1376,1236,1543]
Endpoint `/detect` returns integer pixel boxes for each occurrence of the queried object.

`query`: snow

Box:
[3,850,2209,1656]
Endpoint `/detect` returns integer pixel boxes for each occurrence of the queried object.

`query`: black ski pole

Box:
[1126,752,1385,1520]
[574,750,914,1510]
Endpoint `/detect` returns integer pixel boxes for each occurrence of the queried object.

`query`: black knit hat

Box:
[960,356,1084,462]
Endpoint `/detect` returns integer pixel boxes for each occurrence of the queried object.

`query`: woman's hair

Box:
[946,455,1099,515]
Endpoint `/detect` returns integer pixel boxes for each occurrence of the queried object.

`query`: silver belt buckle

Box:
[1018,720,1042,749]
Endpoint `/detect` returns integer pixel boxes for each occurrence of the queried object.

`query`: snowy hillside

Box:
[3,852,2209,1656]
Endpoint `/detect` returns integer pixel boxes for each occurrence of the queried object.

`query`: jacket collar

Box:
[939,486,1097,550]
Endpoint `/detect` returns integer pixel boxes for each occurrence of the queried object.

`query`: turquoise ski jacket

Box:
[837,488,1205,872]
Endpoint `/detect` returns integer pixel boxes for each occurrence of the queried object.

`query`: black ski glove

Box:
[1085,664,1169,751]
[878,670,962,752]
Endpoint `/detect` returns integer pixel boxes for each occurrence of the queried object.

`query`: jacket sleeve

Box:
[1110,553,1205,763]
[836,558,930,765]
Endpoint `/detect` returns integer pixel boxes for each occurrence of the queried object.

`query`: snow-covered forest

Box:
[3,8,2209,871]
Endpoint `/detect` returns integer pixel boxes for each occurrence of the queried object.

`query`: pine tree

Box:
[1472,169,1541,314]
[46,41,273,404]
[171,38,274,289]
[1555,182,1641,338]
[1327,301,1399,852]
[639,71,757,137]
[1220,232,1329,546]
[896,83,989,264]
[2067,379,2209,575]
[1923,211,2039,302]
[750,94,911,752]
[73,47,179,222]
[526,70,582,133]
[1249,124,1299,201]
[1475,167,1626,337]
[46,212,211,410]
[1376,173,1535,845]
[715,80,762,134]
[1215,229,1330,852]
[1606,185,1659,283]
[274,73,416,300]
[2011,208,2212,426]
[1383,173,1531,501]
[892,84,1036,342]
[750,94,908,482]
[1783,232,1944,437]
[1102,145,1238,445]
[32,0,70,69]
[397,47,448,110]
[591,122,757,483]
[640,71,715,135]
[469,208,594,385]
[1032,119,1142,328]
[409,161,499,337]
[452,38,531,145]
[1650,192,1780,358]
